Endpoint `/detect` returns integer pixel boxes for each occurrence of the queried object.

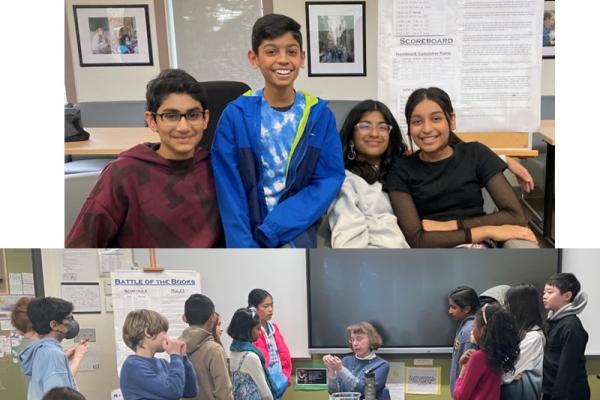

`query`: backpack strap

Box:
[235,351,250,373]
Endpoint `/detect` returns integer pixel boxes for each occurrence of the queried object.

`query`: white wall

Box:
[66,0,161,101]
[67,0,555,101]
[560,249,600,355]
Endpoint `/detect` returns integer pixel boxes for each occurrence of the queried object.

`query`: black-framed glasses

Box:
[355,121,392,135]
[153,109,205,125]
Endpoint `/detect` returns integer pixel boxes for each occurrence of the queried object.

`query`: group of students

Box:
[448,272,590,400]
[66,12,539,249]
[10,288,292,400]
[118,288,292,400]
[320,272,591,400]
[9,273,591,400]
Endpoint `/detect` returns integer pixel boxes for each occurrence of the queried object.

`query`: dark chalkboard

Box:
[308,249,559,353]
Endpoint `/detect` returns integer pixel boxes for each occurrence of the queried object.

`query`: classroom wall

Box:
[65,0,555,101]
[65,0,161,102]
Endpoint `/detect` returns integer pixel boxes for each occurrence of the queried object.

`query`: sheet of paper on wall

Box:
[387,361,405,400]
[0,334,10,360]
[111,270,201,375]
[0,319,13,331]
[61,283,102,313]
[76,343,101,372]
[8,272,23,295]
[378,0,543,133]
[10,331,23,363]
[405,367,441,395]
[111,388,123,400]
[105,295,113,313]
[63,249,100,282]
[99,249,136,274]
[0,295,29,319]
[21,272,35,295]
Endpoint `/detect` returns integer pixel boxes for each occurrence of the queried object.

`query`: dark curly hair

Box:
[475,304,520,374]
[339,100,407,184]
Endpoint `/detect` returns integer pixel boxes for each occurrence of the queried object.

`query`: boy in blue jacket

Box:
[19,297,81,400]
[120,309,198,400]
[212,13,345,248]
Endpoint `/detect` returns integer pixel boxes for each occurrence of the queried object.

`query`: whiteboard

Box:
[560,249,600,356]
[132,249,309,358]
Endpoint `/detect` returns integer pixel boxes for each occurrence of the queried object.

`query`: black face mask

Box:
[63,319,80,340]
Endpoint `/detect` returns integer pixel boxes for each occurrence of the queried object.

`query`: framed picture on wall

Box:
[306,2,366,76]
[73,5,153,67]
[543,1,555,59]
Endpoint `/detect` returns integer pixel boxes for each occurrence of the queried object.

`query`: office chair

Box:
[65,170,102,238]
[197,80,251,150]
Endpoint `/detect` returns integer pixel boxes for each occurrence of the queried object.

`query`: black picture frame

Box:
[543,1,555,59]
[73,4,153,67]
[305,1,366,77]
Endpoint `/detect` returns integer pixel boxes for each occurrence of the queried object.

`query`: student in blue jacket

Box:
[323,321,390,400]
[211,13,344,248]
[119,309,198,400]
[19,297,82,400]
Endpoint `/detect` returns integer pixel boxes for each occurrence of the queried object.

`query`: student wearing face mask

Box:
[19,297,82,400]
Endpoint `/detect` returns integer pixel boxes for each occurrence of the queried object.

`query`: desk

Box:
[66,127,539,158]
[526,120,555,246]
[65,127,158,156]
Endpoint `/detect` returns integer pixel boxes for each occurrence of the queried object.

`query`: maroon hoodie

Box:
[66,143,222,248]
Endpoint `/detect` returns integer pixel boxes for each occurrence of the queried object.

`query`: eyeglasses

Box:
[153,109,205,125]
[348,335,366,344]
[355,122,392,135]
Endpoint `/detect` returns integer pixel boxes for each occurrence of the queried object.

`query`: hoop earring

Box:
[347,143,357,160]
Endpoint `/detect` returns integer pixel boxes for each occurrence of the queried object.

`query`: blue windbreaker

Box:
[211,90,344,248]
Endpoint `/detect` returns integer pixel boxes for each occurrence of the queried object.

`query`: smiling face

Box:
[248,32,305,94]
[408,98,455,160]
[144,93,208,160]
[352,110,391,165]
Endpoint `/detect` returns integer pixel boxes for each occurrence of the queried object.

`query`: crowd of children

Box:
[10,272,591,400]
[66,12,540,249]
[449,272,590,400]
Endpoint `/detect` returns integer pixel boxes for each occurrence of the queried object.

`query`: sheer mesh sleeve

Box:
[388,191,469,248]
[462,173,528,228]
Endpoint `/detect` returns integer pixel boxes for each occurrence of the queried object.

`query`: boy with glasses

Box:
[66,69,222,247]
[19,297,83,400]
